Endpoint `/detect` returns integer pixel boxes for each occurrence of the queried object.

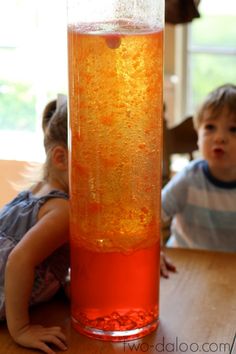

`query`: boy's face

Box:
[198,107,236,179]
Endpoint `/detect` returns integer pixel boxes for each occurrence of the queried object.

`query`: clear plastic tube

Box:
[67,0,164,341]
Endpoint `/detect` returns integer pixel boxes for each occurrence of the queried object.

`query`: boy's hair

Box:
[193,83,236,129]
[42,96,68,180]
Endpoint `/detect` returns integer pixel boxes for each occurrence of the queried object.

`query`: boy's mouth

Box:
[212,147,225,157]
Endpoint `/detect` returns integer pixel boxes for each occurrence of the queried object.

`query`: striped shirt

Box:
[162,159,236,252]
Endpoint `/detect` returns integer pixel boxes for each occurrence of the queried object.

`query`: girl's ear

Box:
[51,146,68,171]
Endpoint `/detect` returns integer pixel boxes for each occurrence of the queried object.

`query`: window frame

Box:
[172,5,236,125]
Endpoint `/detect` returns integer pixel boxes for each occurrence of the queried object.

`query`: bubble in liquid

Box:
[105,35,121,49]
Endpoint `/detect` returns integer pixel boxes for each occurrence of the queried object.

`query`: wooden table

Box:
[0,248,236,354]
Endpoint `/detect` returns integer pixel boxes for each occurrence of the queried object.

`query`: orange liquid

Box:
[68,22,163,340]
[71,242,160,340]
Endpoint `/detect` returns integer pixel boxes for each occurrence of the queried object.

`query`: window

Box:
[187,0,236,115]
[173,0,236,122]
[0,0,67,161]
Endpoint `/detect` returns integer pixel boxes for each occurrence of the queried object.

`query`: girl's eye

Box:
[229,126,236,133]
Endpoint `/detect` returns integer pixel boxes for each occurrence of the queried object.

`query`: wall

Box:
[0,160,28,208]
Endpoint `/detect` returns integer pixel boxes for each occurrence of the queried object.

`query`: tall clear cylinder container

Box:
[67,0,164,341]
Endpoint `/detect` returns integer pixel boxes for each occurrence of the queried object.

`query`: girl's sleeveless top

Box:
[0,190,69,320]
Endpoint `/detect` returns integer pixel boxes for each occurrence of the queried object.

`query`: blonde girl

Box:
[0,97,69,353]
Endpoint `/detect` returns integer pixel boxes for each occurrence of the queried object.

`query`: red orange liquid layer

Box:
[71,243,160,339]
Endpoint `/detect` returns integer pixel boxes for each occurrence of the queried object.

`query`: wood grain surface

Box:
[0,248,235,354]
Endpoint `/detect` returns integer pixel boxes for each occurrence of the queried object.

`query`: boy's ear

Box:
[52,146,68,171]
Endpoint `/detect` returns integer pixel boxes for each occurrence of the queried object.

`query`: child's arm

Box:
[160,226,176,278]
[160,248,177,278]
[4,198,69,354]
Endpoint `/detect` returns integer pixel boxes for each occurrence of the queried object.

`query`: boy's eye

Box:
[204,123,215,131]
[229,126,236,133]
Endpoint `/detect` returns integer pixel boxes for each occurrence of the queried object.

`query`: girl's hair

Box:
[193,83,236,129]
[11,96,68,191]
[42,96,68,180]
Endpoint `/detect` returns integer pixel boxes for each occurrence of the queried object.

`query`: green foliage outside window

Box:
[189,15,236,111]
[0,80,36,131]
[191,16,236,47]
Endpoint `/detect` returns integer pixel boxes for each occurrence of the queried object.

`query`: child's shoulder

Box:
[184,158,206,174]
[40,189,69,201]
[33,188,69,221]
[0,188,69,225]
[173,159,205,182]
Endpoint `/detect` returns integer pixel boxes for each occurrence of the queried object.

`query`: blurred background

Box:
[0,0,235,204]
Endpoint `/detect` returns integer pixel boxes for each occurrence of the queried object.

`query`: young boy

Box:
[162,84,236,253]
